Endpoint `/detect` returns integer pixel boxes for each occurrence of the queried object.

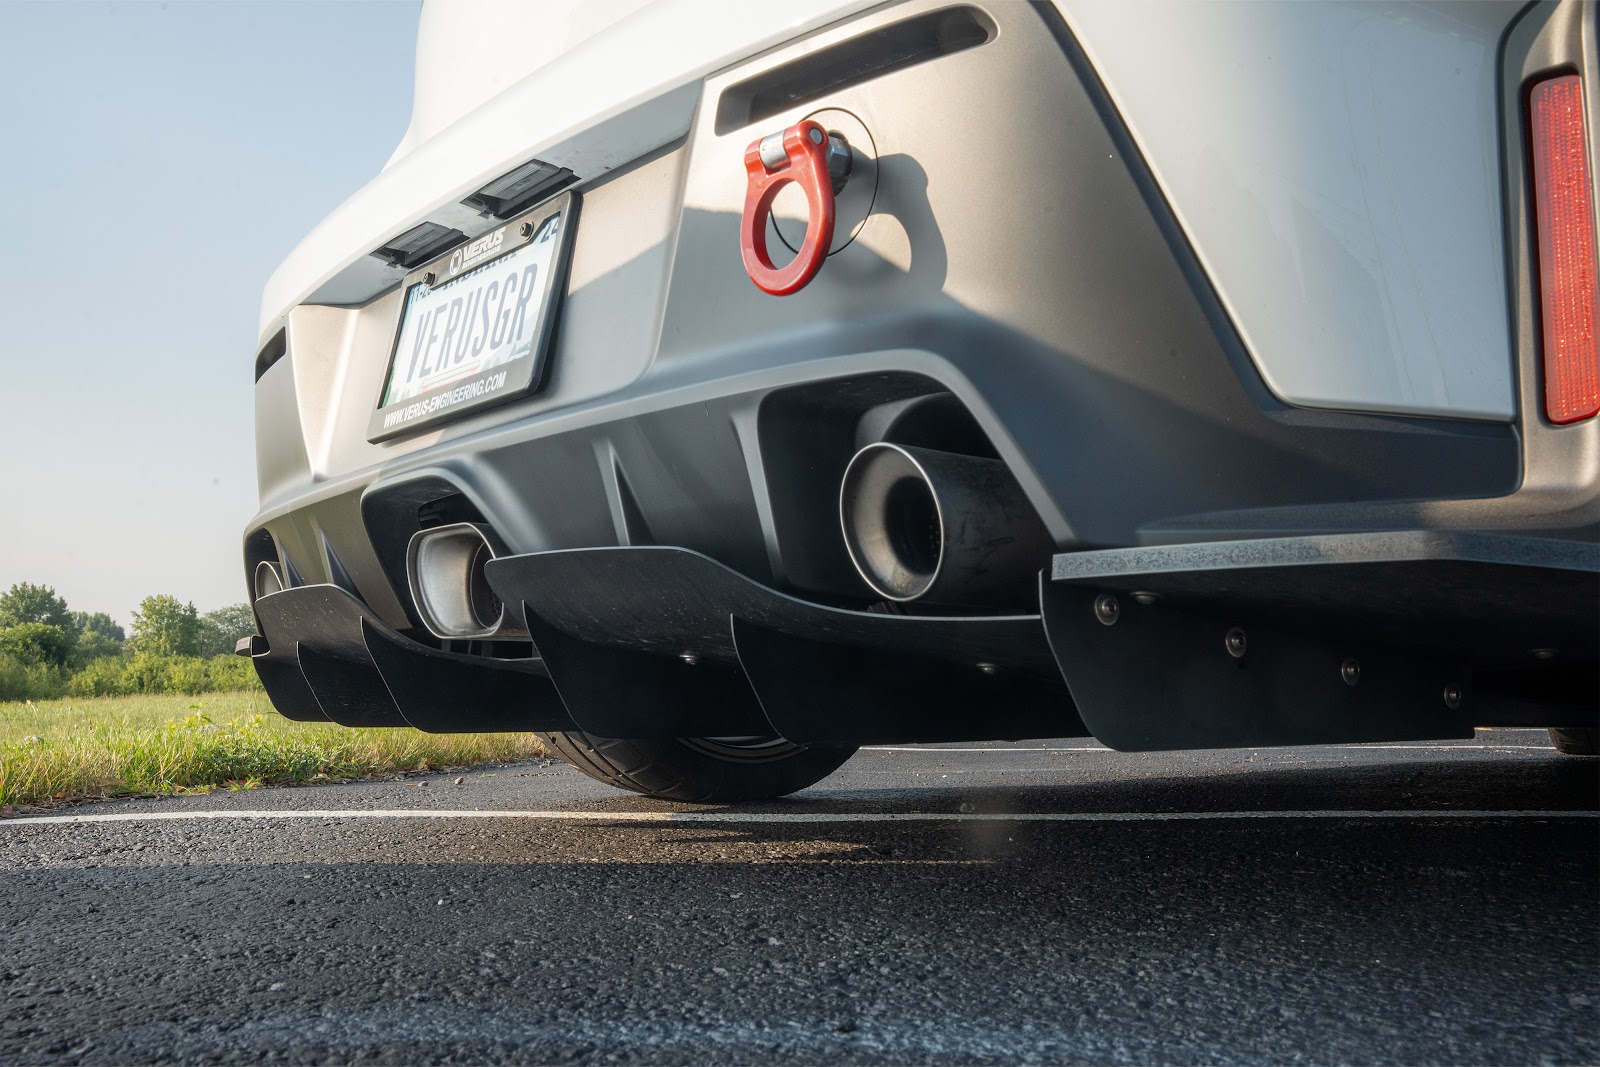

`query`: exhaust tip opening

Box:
[407,523,511,640]
[882,478,941,584]
[841,444,945,602]
[465,539,503,631]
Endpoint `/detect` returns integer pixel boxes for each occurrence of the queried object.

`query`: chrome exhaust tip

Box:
[839,443,1052,606]
[254,560,286,601]
[405,523,521,640]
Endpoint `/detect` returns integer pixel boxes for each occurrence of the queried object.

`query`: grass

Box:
[0,691,545,811]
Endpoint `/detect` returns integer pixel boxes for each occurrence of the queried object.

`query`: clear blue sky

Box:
[0,0,421,628]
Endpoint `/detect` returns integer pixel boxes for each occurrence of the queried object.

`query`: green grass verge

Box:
[0,691,545,811]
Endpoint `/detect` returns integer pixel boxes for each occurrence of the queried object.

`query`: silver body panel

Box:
[1065,0,1523,421]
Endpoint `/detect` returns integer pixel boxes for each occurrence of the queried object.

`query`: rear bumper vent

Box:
[253,328,286,382]
[715,5,994,134]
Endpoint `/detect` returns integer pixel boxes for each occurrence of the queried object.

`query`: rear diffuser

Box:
[486,547,1083,743]
[251,584,570,732]
[254,585,394,726]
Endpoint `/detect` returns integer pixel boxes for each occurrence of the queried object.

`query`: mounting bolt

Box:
[1531,648,1559,660]
[1443,683,1464,710]
[679,652,699,666]
[1224,627,1248,659]
[1131,591,1160,606]
[977,662,999,675]
[1340,658,1361,686]
[1093,594,1120,627]
[520,221,536,238]
[424,272,437,286]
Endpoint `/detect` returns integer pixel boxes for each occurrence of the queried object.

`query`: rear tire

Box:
[537,731,856,801]
[1548,727,1600,756]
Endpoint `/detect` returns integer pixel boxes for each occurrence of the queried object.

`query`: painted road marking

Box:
[2,808,1594,828]
[865,744,1558,753]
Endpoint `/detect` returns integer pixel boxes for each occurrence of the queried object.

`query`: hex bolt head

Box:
[1340,658,1361,686]
[520,221,535,238]
[423,272,437,286]
[679,652,699,666]
[1093,594,1121,627]
[1131,591,1160,606]
[1224,627,1248,659]
[1443,683,1464,710]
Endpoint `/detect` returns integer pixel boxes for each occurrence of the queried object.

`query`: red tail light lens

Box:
[1530,74,1600,423]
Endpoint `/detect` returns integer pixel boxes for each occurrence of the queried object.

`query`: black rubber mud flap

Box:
[487,547,1080,744]
[251,584,564,732]
[731,618,1086,745]
[1040,533,1600,750]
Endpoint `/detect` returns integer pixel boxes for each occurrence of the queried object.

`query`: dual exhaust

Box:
[840,443,1051,606]
[403,444,1049,634]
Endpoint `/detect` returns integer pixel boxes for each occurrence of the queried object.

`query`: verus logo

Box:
[448,227,507,275]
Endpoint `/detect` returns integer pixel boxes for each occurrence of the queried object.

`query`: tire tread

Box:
[1549,726,1600,756]
[537,731,853,801]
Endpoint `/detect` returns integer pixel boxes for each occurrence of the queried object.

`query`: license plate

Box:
[368,191,577,441]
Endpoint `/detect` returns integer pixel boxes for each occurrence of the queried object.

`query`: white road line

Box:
[2,808,1594,828]
[867,747,1111,752]
[865,745,1556,753]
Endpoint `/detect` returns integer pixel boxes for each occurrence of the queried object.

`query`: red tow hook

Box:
[740,119,851,296]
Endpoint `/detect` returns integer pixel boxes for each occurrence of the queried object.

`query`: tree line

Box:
[0,583,261,701]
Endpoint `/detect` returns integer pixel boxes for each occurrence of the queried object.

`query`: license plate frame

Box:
[367,190,578,442]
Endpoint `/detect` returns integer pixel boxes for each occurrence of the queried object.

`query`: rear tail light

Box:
[1529,74,1600,423]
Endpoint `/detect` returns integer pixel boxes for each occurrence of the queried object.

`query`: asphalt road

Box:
[2,731,1596,1065]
